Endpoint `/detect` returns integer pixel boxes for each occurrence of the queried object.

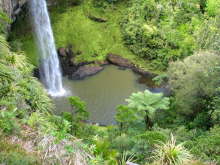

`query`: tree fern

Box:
[126,90,170,129]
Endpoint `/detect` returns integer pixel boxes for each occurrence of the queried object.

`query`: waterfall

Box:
[30,0,65,97]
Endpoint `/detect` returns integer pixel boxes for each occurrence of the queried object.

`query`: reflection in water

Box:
[53,65,164,125]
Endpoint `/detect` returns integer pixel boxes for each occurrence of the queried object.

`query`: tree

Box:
[168,51,220,128]
[69,96,89,122]
[115,105,138,131]
[126,90,170,129]
[66,96,89,135]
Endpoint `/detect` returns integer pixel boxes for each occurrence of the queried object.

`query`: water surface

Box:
[54,65,163,125]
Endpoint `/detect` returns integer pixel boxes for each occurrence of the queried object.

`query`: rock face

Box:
[107,53,133,68]
[58,46,109,79]
[58,47,158,81]
[88,14,107,23]
[71,65,104,80]
[0,0,27,21]
[107,53,156,77]
[58,46,78,76]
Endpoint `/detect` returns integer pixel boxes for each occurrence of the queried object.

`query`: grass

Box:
[51,0,135,62]
[9,0,161,73]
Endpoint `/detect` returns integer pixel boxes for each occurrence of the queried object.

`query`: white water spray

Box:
[30,0,65,97]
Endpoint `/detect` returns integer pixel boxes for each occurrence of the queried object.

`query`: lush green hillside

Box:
[10,0,220,71]
[2,0,220,164]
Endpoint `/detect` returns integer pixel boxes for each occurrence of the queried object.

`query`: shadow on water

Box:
[53,65,165,125]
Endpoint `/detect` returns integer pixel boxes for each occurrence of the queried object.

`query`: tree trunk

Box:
[199,0,206,14]
[144,112,153,130]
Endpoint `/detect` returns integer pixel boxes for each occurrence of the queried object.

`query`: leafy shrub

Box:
[0,35,53,116]
[121,0,200,69]
[69,96,89,122]
[195,16,220,52]
[124,90,169,129]
[63,96,90,136]
[168,51,220,128]
[0,110,19,134]
[186,126,220,163]
[93,0,122,7]
[206,0,220,17]
[27,112,71,140]
[152,134,192,165]
[115,105,138,131]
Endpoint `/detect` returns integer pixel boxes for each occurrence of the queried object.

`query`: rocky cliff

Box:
[0,0,27,20]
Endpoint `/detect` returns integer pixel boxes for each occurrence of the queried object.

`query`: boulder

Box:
[58,45,74,58]
[132,67,156,78]
[58,46,79,75]
[58,47,67,57]
[88,15,107,23]
[107,54,133,68]
[95,60,109,66]
[71,65,104,80]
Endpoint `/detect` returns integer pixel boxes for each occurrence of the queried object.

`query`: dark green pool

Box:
[53,65,164,125]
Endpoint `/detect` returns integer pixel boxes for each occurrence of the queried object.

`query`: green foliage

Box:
[0,10,11,34]
[186,126,220,163]
[206,0,220,17]
[121,0,201,69]
[0,109,19,134]
[27,112,71,140]
[168,51,220,129]
[69,96,89,122]
[115,105,138,131]
[63,96,90,136]
[110,129,168,164]
[126,90,169,129]
[50,0,135,64]
[195,16,220,52]
[0,34,53,117]
[152,134,192,165]
[4,1,220,164]
[93,138,118,164]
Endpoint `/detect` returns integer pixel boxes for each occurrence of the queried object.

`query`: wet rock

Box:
[33,68,40,78]
[95,60,109,66]
[58,47,67,57]
[71,65,104,80]
[107,54,133,68]
[132,67,156,78]
[0,0,27,21]
[88,15,107,23]
[58,46,78,75]
[58,45,74,58]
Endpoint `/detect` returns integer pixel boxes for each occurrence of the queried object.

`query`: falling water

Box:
[30,0,65,97]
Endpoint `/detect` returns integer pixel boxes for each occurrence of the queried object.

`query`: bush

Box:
[206,0,220,17]
[0,110,19,134]
[121,90,169,130]
[186,126,220,163]
[195,16,220,52]
[152,134,192,165]
[121,0,200,69]
[168,51,220,128]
